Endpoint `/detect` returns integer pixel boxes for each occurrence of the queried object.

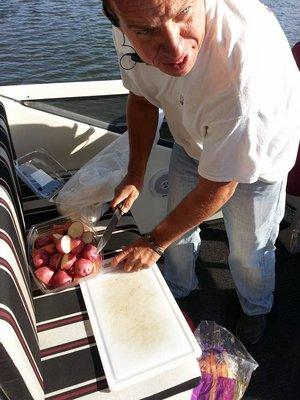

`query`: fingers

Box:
[110,188,139,213]
[110,238,160,272]
[124,257,135,272]
[110,248,131,268]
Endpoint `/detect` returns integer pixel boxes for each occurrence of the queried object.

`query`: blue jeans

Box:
[163,144,286,315]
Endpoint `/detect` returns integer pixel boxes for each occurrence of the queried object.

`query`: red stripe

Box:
[37,313,89,332]
[0,309,44,389]
[47,379,109,400]
[41,336,96,357]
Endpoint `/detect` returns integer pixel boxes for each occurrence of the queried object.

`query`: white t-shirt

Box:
[113,0,300,183]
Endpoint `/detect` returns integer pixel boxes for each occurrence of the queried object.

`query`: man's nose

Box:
[159,22,184,60]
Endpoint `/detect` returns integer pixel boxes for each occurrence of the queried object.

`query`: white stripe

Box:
[0,227,36,326]
[33,285,77,299]
[0,116,8,132]
[0,265,38,341]
[0,187,27,258]
[0,319,44,400]
[0,304,43,384]
[41,343,97,361]
[38,319,93,350]
[36,310,88,327]
[44,376,106,399]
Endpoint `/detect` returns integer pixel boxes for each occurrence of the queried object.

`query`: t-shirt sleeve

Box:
[198,114,268,183]
[112,27,145,97]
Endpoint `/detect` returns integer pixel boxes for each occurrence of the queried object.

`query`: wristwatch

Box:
[144,233,164,257]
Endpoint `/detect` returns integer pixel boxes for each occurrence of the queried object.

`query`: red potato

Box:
[35,266,55,285]
[34,235,53,249]
[39,243,57,255]
[52,233,63,243]
[64,222,72,230]
[53,223,68,231]
[32,249,50,269]
[52,227,66,236]
[73,258,94,277]
[67,221,84,239]
[82,244,98,262]
[82,231,93,244]
[56,235,72,254]
[70,239,85,256]
[61,253,77,270]
[49,253,63,269]
[52,270,72,287]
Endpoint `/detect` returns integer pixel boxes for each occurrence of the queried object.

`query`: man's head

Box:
[103,0,206,76]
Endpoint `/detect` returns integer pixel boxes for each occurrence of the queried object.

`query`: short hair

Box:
[102,0,120,27]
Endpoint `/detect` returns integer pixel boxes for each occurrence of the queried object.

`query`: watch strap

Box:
[144,233,164,257]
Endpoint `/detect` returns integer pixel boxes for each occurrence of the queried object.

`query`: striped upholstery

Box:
[23,202,143,398]
[22,193,200,399]
[0,102,44,400]
[1,99,199,399]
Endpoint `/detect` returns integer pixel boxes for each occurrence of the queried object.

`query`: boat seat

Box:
[0,101,200,400]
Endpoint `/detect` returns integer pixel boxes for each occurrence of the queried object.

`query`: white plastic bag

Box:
[56,132,130,222]
[56,110,164,222]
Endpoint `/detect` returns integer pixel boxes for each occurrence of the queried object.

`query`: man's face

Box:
[110,0,206,76]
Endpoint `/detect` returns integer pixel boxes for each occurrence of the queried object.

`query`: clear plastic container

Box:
[27,215,102,294]
[14,148,103,224]
[14,148,68,201]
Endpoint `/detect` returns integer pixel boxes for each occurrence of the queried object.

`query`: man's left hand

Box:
[110,237,161,272]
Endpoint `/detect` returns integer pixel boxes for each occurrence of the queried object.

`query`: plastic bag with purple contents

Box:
[191,321,258,400]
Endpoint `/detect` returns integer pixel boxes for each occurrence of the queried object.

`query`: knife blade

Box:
[96,205,123,254]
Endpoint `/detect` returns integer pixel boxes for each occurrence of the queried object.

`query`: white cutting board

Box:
[80,263,202,391]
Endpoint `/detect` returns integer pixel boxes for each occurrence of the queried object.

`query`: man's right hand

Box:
[110,172,144,213]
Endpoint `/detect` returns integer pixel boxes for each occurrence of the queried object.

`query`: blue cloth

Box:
[163,144,286,315]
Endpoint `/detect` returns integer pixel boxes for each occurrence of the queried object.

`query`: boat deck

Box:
[177,219,300,400]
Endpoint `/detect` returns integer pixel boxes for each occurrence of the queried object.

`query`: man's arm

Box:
[151,177,238,249]
[126,91,159,177]
[111,91,159,211]
[111,176,238,271]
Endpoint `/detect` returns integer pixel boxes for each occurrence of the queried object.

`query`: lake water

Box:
[0,0,299,86]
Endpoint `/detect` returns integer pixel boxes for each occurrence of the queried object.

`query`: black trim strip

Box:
[42,346,106,393]
[23,101,126,134]
[34,286,86,323]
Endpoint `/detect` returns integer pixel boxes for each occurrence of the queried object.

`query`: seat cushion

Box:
[0,101,44,399]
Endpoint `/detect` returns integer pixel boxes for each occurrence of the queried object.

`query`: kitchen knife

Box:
[96,204,124,254]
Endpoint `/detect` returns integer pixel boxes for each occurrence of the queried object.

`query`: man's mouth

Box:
[163,54,190,72]
[165,55,187,66]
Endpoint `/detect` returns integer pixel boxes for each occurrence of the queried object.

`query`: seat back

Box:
[0,101,44,399]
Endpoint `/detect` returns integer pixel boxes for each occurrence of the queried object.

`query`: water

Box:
[0,0,299,86]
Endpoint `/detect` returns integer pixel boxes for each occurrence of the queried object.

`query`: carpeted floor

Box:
[176,220,300,400]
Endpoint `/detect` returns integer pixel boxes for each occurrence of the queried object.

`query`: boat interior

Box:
[0,74,299,400]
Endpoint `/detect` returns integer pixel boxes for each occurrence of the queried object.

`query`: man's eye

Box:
[180,5,191,15]
[136,28,152,36]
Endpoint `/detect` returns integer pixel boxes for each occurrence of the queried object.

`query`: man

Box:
[103,0,300,344]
